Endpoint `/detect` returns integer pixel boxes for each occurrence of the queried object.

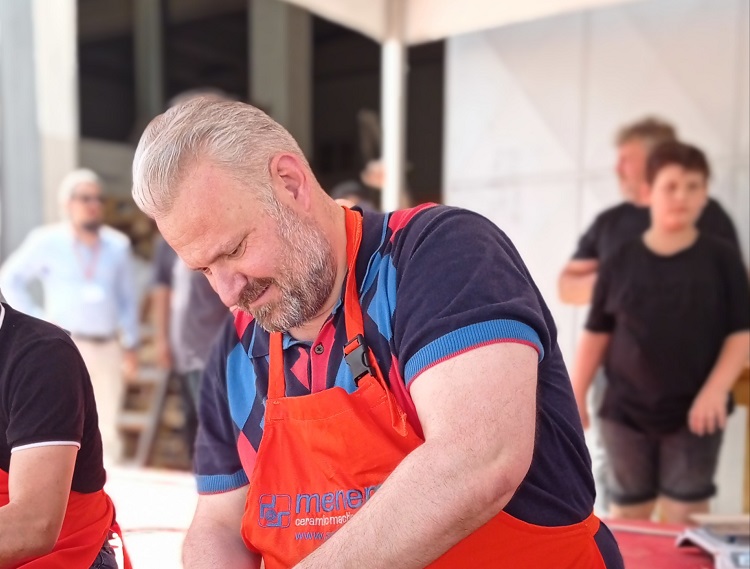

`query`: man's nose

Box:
[212,267,247,308]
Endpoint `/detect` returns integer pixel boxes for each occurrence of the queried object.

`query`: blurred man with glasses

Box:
[0,169,139,464]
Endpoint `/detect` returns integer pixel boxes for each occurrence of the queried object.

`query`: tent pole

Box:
[380,0,407,212]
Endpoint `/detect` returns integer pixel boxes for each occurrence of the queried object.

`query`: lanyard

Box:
[73,239,100,281]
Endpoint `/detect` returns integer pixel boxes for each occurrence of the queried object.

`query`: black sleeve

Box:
[585,259,615,333]
[700,199,742,253]
[572,217,602,260]
[6,338,87,449]
[152,236,177,287]
[719,246,750,334]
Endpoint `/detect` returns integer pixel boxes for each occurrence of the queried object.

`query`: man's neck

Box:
[643,225,699,256]
[288,205,349,343]
[72,224,100,246]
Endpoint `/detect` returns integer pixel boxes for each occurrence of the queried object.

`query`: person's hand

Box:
[122,349,139,383]
[688,385,728,436]
[156,339,173,370]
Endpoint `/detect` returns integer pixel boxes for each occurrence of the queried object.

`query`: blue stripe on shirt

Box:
[196,469,249,493]
[404,319,544,386]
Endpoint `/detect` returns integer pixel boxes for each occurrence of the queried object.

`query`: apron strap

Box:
[267,207,391,410]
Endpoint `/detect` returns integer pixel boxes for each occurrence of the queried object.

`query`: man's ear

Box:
[269,153,310,210]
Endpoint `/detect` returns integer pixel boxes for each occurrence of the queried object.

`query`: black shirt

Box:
[573,198,740,261]
[586,236,750,434]
[0,303,105,492]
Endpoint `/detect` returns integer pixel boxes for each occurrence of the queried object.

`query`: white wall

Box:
[444,0,749,515]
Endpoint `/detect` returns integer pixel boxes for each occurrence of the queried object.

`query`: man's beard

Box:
[80,220,102,233]
[238,203,337,333]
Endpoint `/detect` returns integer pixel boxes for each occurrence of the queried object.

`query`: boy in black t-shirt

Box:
[570,141,750,524]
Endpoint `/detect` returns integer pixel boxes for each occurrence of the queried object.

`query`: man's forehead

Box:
[73,181,102,194]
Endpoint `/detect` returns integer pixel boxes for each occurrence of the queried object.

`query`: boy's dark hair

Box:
[616,117,677,150]
[646,141,711,185]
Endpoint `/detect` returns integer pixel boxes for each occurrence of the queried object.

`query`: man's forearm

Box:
[558,272,597,305]
[183,522,261,569]
[295,438,521,569]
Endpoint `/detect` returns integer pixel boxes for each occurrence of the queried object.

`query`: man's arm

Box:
[115,247,141,381]
[0,446,77,568]
[0,232,46,318]
[295,342,537,569]
[151,285,173,369]
[557,259,599,306]
[689,330,750,436]
[570,331,611,430]
[183,488,262,569]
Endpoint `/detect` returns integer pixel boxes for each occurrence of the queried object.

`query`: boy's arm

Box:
[689,330,750,436]
[570,331,611,429]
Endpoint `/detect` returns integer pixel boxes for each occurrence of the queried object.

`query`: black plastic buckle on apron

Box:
[344,334,375,385]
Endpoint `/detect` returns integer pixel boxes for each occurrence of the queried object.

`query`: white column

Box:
[250,0,312,155]
[134,0,164,124]
[0,0,43,259]
[32,0,79,223]
[380,0,407,212]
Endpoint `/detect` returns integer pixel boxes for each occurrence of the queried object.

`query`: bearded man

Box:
[0,169,139,464]
[131,98,623,569]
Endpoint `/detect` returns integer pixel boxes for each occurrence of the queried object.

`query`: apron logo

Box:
[259,485,381,533]
[258,494,292,528]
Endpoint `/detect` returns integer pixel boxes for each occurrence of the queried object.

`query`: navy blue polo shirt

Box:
[196,205,597,528]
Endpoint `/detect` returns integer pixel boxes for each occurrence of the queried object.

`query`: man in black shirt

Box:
[570,142,750,524]
[0,296,122,568]
[559,118,739,305]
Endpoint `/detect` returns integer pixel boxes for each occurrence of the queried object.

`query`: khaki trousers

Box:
[74,339,124,464]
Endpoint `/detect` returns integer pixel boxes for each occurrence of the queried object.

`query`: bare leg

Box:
[608,500,656,520]
[658,497,709,525]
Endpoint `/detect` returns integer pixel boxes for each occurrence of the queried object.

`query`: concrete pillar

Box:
[134,0,164,126]
[381,0,407,212]
[32,0,79,224]
[250,0,312,156]
[0,0,44,258]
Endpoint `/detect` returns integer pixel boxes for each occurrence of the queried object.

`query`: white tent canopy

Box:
[279,0,644,209]
[282,0,641,45]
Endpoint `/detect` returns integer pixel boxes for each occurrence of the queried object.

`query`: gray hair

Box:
[132,98,308,218]
[58,168,103,208]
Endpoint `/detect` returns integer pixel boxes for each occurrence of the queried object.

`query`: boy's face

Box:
[648,164,708,231]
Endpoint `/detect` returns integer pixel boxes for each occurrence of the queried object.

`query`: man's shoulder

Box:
[99,225,132,249]
[593,202,639,225]
[22,223,67,244]
[380,204,504,251]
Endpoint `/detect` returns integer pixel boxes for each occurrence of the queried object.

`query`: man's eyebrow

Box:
[189,233,249,269]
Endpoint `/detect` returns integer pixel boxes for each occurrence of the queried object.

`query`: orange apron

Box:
[240,207,608,568]
[0,469,131,569]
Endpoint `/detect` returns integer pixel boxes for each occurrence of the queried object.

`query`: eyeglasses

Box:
[72,194,105,205]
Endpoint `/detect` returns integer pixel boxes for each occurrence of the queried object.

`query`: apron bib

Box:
[0,469,131,569]
[240,207,607,568]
